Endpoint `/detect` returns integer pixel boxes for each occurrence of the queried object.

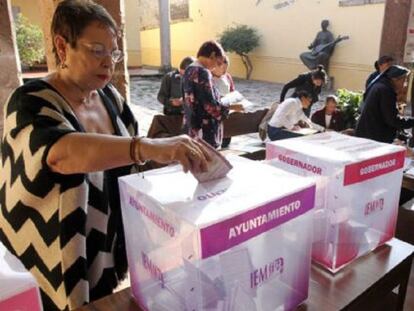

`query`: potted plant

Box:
[15,14,45,70]
[336,88,363,129]
[218,25,260,80]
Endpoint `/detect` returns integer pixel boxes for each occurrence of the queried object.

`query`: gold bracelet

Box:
[130,136,147,165]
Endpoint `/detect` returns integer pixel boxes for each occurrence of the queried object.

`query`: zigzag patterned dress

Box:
[0,80,138,310]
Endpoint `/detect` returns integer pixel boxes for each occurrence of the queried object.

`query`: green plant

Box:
[218,25,260,80]
[336,88,363,129]
[15,14,45,67]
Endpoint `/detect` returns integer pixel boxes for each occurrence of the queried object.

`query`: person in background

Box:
[211,55,237,148]
[311,95,345,131]
[0,1,210,310]
[157,56,196,115]
[365,55,394,89]
[183,40,241,148]
[212,55,235,95]
[268,90,325,140]
[279,65,327,116]
[355,65,414,143]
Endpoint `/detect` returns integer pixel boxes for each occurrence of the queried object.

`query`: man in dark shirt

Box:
[311,95,345,131]
[356,65,413,143]
[157,56,195,115]
[365,55,394,89]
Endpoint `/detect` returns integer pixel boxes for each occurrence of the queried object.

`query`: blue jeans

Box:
[267,125,303,141]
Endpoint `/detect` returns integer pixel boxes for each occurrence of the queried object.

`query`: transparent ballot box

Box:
[266,132,405,272]
[119,157,316,310]
[0,241,43,311]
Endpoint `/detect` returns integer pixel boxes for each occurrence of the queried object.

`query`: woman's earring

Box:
[60,52,68,69]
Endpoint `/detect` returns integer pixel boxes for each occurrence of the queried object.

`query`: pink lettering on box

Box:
[364,198,384,216]
[277,154,322,175]
[141,252,165,288]
[250,257,284,289]
[200,186,315,259]
[343,151,404,186]
[129,196,175,237]
[197,188,227,201]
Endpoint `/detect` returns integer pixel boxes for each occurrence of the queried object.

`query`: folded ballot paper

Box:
[192,138,233,183]
[266,132,405,272]
[0,242,43,311]
[119,156,316,311]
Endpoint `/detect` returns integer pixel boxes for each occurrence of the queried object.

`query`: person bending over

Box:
[268,90,324,141]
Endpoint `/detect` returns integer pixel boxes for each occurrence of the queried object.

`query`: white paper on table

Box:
[404,157,413,172]
[221,91,256,111]
[287,128,319,136]
[221,91,244,105]
[405,166,414,177]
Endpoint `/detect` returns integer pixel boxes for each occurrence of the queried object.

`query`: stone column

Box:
[379,0,411,64]
[380,0,414,138]
[159,0,171,73]
[40,0,60,72]
[96,0,130,102]
[0,0,22,137]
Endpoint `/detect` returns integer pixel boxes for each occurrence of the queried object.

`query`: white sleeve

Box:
[269,100,296,129]
[300,112,325,132]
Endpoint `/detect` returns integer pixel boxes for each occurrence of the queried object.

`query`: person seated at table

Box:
[183,40,241,148]
[279,65,327,116]
[311,95,345,131]
[267,90,325,141]
[157,56,195,115]
[0,1,211,310]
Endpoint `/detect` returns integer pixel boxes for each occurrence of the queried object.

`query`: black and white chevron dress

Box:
[0,80,138,310]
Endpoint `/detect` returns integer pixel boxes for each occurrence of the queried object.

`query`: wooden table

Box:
[75,238,414,311]
[402,174,414,192]
[220,134,266,160]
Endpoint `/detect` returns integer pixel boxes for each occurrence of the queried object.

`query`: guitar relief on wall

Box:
[256,0,296,10]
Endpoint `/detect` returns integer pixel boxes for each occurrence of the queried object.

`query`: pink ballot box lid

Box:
[266,132,405,183]
[119,156,315,228]
[0,241,43,311]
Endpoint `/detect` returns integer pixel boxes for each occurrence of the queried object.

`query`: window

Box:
[339,0,384,6]
[171,0,189,21]
[138,0,190,31]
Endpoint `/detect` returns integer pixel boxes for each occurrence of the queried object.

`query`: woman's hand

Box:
[139,135,212,173]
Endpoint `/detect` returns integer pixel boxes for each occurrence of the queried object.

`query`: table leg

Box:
[396,257,413,311]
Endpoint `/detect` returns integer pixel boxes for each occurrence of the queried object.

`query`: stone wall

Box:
[0,0,22,138]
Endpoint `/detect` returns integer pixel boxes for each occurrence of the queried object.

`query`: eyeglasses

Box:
[81,42,123,63]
